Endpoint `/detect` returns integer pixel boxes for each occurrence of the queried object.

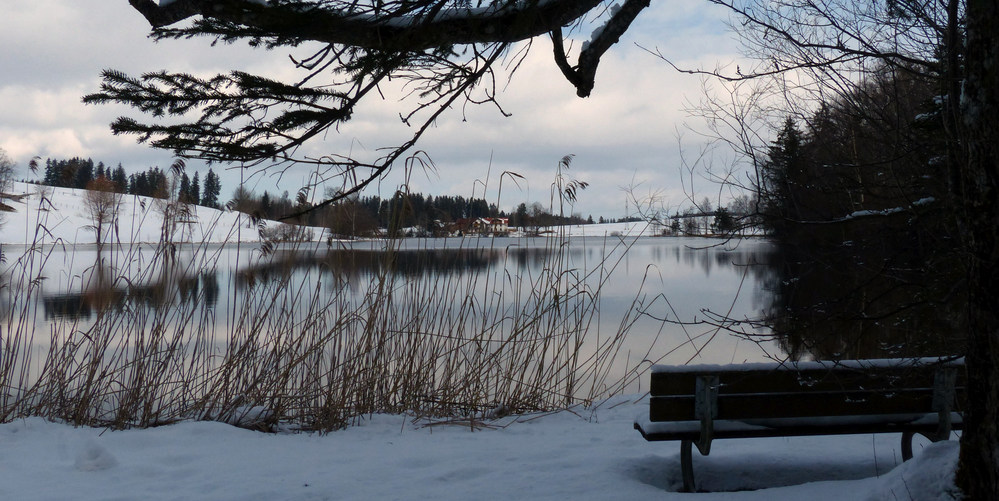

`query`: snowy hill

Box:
[0,181,667,246]
[0,181,326,246]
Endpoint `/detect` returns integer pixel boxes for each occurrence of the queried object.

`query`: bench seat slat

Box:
[650,357,963,375]
[650,387,961,421]
[634,412,963,442]
[651,367,959,397]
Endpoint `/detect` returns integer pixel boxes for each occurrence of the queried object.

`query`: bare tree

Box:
[84,176,123,258]
[0,149,14,233]
[0,148,14,198]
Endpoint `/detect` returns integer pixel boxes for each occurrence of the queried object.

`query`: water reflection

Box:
[237,247,501,287]
[42,272,221,320]
[44,293,97,320]
[11,226,969,375]
[761,219,965,361]
[28,237,776,366]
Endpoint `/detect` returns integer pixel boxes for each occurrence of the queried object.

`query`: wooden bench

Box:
[634,357,965,492]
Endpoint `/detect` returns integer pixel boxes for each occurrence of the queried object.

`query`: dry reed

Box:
[0,195,662,432]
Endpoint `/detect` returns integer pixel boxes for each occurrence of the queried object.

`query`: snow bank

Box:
[865,441,961,501]
[0,396,960,500]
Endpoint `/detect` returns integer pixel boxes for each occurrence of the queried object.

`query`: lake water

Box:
[2,236,777,386]
[0,230,963,428]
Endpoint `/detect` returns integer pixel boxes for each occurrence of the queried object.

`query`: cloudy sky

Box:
[1,1,751,219]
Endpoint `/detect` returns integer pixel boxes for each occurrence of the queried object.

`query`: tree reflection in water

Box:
[762,214,966,361]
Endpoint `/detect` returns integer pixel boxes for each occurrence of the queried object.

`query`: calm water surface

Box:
[2,236,778,387]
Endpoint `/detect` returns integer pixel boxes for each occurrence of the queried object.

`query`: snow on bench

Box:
[634,356,965,492]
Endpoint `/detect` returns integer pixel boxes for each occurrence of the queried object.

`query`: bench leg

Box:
[901,431,915,461]
[903,428,953,461]
[681,439,695,492]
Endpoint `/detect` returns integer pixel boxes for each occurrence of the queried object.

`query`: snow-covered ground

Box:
[543,220,667,238]
[0,395,959,500]
[0,182,326,246]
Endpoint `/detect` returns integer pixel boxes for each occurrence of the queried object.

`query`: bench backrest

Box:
[649,358,966,422]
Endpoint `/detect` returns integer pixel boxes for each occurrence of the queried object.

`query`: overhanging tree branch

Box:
[93,0,647,211]
[551,0,651,97]
[129,0,606,50]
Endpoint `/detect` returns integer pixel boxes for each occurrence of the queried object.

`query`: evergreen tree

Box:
[712,208,735,234]
[758,118,805,237]
[514,203,529,228]
[190,171,201,206]
[128,173,139,195]
[112,165,128,193]
[201,169,221,209]
[125,167,170,198]
[42,159,58,186]
[74,158,94,189]
[150,167,169,198]
[49,159,74,188]
[260,191,272,218]
[179,173,191,203]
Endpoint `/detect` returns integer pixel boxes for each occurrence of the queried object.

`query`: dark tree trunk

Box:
[956,0,999,498]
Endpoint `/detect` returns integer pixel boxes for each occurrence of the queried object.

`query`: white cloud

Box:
[0,1,753,217]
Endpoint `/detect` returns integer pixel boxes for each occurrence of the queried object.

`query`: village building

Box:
[452,217,510,236]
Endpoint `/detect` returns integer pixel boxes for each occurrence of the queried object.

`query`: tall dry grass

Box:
[0,190,661,432]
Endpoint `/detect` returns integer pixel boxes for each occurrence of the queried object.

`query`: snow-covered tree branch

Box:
[87,0,649,215]
[130,0,605,49]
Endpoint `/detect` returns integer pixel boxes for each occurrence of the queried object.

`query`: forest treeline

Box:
[754,62,964,361]
[33,158,752,237]
[32,158,597,236]
[234,189,594,237]
[756,67,946,239]
[39,157,223,209]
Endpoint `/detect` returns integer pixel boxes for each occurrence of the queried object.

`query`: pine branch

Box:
[84,68,357,163]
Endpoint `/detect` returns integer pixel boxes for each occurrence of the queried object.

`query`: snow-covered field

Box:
[0,182,666,246]
[0,182,326,246]
[0,395,959,500]
[551,221,667,238]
